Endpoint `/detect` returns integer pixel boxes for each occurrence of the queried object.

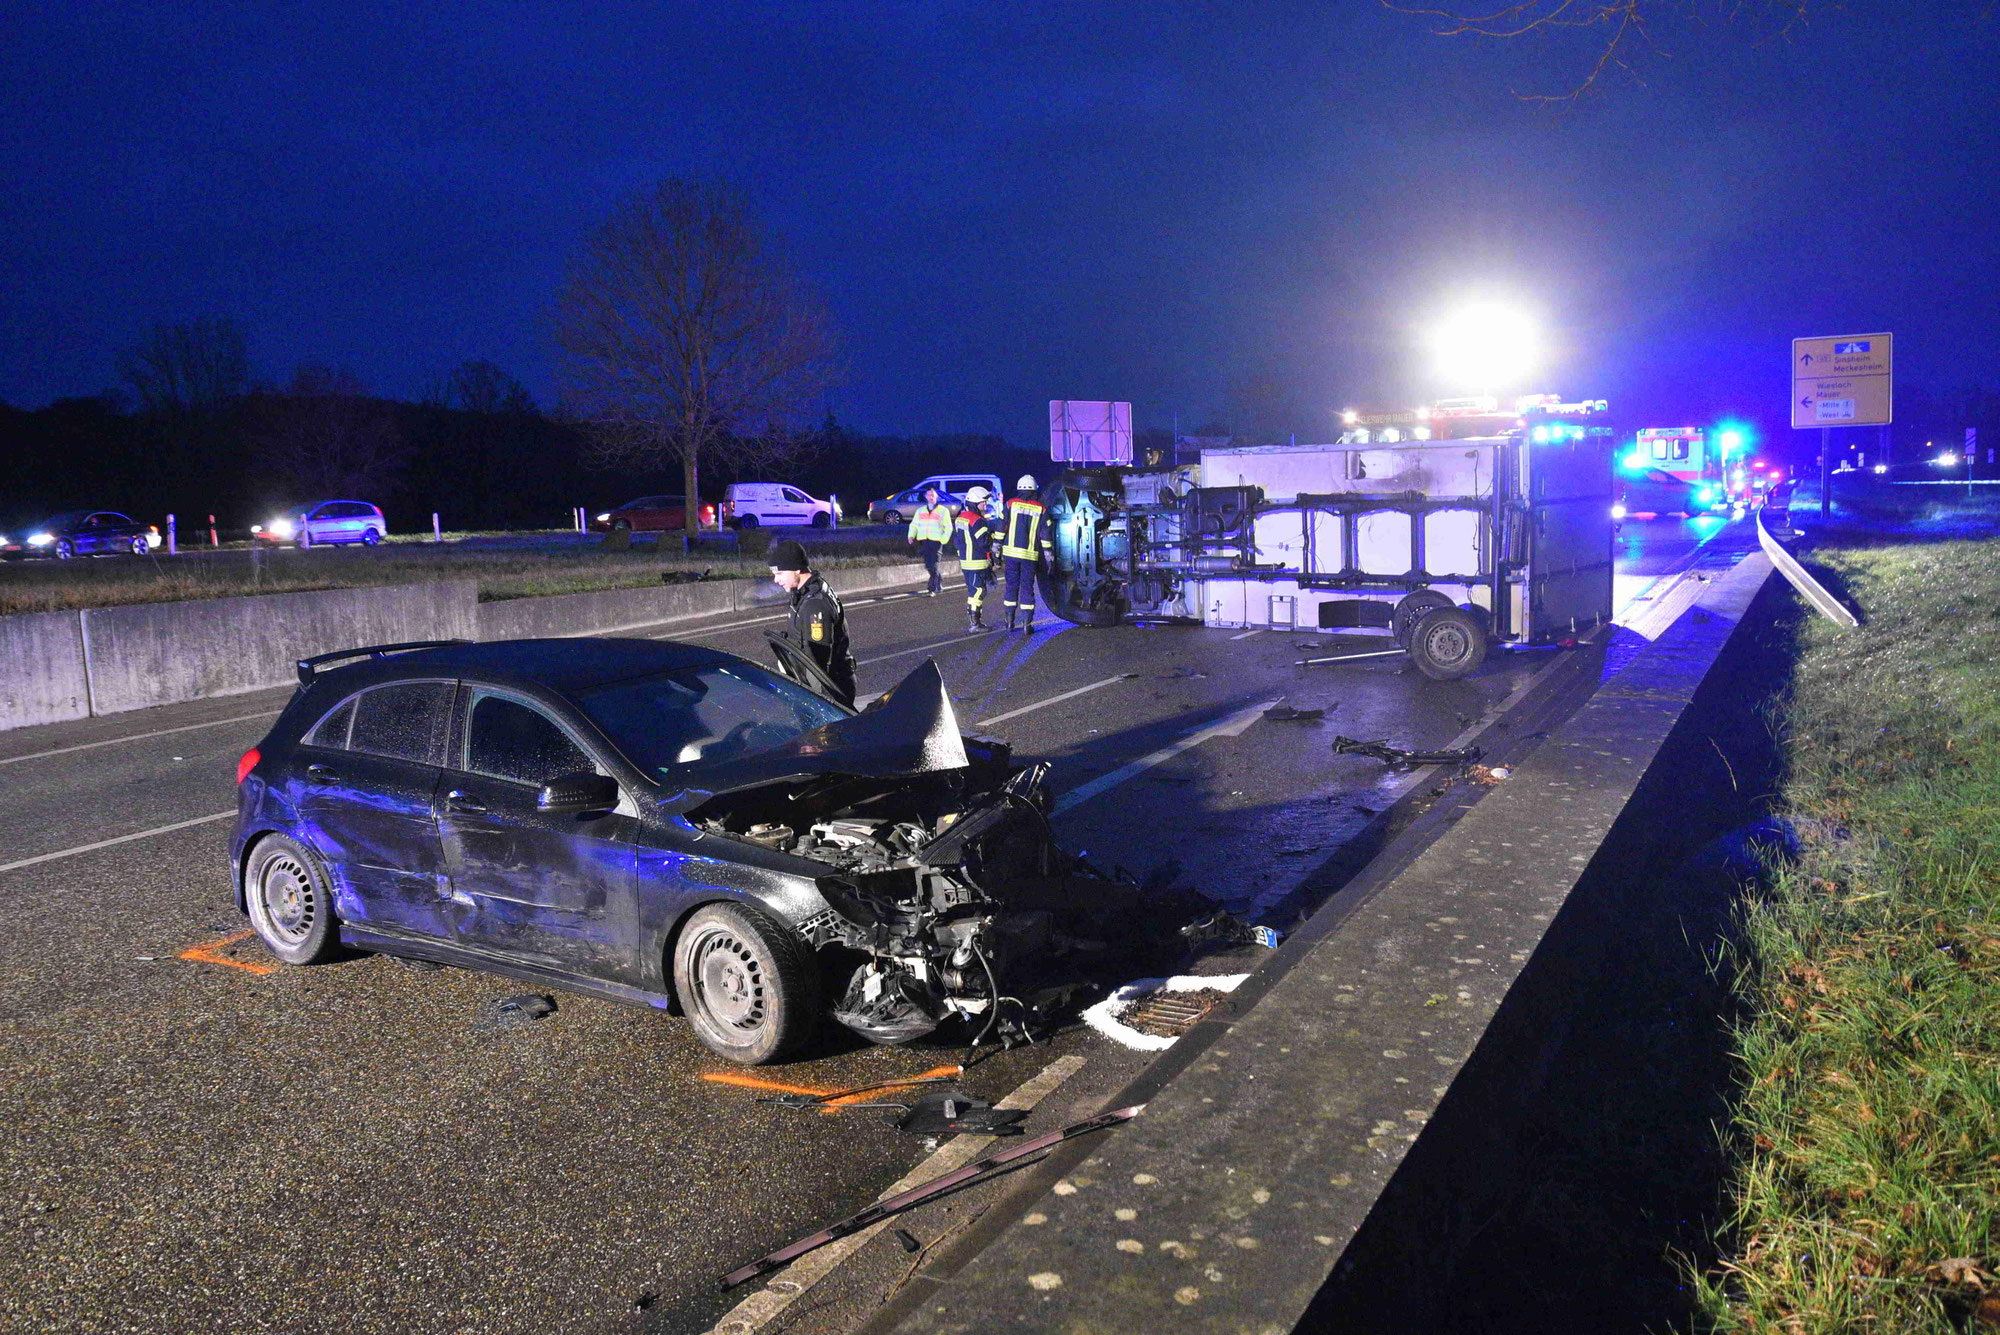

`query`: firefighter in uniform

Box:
[905,486,953,596]
[767,539,857,707]
[1000,474,1053,632]
[953,486,998,632]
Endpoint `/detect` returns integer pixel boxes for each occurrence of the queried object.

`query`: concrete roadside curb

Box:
[883,551,1778,1334]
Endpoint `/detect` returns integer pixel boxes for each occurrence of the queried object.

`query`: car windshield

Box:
[573,663,848,779]
[31,511,89,531]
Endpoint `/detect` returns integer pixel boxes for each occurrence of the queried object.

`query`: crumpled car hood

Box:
[671,660,970,808]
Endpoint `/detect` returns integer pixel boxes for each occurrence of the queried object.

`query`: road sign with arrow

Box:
[1791,332,1892,428]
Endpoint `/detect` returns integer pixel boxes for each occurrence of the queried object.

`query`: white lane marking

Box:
[1228,628,1265,641]
[647,585,928,642]
[1052,699,1278,817]
[977,674,1132,727]
[704,1054,1087,1335]
[857,632,990,668]
[0,810,235,874]
[0,710,284,766]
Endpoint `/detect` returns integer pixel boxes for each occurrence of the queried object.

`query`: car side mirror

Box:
[537,772,621,815]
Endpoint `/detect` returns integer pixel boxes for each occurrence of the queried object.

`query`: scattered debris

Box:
[894,1090,1028,1137]
[490,994,557,1023]
[1466,765,1511,785]
[1262,702,1328,722]
[1332,735,1483,766]
[1083,975,1250,1052]
[720,1105,1146,1289]
[1181,910,1281,950]
[894,1228,923,1254]
[632,1292,659,1311]
[1159,666,1210,679]
[757,1074,961,1113]
[134,956,158,961]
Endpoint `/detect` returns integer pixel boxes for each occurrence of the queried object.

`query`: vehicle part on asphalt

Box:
[1262,702,1328,721]
[719,1104,1147,1289]
[894,1228,922,1254]
[1331,735,1484,766]
[894,1089,1030,1137]
[492,993,557,1022]
[757,1073,963,1112]
[1296,647,1409,667]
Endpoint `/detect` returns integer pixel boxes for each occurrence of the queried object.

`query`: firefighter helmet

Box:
[964,485,991,503]
[1016,474,1038,492]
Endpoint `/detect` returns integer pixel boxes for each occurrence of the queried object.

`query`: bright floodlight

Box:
[1429,305,1538,390]
[1936,452,1960,467]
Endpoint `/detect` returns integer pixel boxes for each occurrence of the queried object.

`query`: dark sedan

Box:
[1,510,158,559]
[231,638,1189,1064]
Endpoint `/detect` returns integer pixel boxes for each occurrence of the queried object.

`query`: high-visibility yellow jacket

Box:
[906,503,953,544]
[1001,497,1053,562]
[953,510,997,570]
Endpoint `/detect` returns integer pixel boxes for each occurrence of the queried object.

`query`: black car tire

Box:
[54,539,74,560]
[612,518,632,532]
[881,510,903,526]
[1408,607,1488,681]
[129,535,149,556]
[245,834,341,965]
[673,902,818,1065]
[1392,590,1455,650]
[810,512,831,528]
[361,528,381,546]
[736,514,760,529]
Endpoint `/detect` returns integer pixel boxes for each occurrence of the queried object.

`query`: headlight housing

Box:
[27,532,54,546]
[268,518,295,537]
[595,513,611,522]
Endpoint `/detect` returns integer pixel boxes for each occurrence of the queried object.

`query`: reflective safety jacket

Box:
[953,509,997,570]
[906,503,953,544]
[1001,496,1053,562]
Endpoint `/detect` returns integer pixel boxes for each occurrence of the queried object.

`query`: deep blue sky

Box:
[3,2,1995,447]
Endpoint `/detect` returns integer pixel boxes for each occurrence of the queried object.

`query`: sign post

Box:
[1792,333,1893,519]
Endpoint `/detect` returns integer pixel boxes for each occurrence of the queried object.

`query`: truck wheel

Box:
[673,902,819,1065]
[1392,590,1455,650]
[1408,607,1487,681]
[1037,571,1123,628]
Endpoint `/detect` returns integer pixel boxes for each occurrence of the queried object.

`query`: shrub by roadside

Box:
[1699,537,2000,1331]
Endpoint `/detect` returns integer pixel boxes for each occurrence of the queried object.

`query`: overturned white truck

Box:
[1035,401,1619,679]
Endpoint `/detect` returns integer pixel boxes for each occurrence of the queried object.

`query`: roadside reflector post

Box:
[432,512,442,543]
[166,514,176,556]
[208,514,218,547]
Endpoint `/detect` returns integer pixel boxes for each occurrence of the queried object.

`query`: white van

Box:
[721,483,837,529]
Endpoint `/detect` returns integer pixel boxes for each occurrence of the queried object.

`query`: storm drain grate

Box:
[1115,988,1229,1039]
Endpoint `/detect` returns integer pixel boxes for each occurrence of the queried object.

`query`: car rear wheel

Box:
[245,834,341,965]
[129,535,149,556]
[1408,607,1488,681]
[673,902,818,1065]
[736,514,760,529]
[881,510,902,526]
[54,539,74,559]
[361,528,381,546]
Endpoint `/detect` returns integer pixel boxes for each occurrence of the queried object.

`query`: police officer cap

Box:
[767,539,811,572]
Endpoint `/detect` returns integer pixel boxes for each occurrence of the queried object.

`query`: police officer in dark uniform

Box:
[768,539,857,707]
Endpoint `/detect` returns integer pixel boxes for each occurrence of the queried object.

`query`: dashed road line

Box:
[0,709,284,767]
[858,631,991,668]
[1051,699,1278,817]
[976,674,1132,727]
[1228,628,1265,640]
[0,810,235,874]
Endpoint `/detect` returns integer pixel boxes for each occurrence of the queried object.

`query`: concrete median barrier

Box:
[475,561,932,641]
[0,610,92,730]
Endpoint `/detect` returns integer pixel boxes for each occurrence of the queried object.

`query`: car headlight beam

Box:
[27,532,54,546]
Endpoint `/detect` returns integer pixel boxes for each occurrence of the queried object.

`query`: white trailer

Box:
[1039,407,1617,679]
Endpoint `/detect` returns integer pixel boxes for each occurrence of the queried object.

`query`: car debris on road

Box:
[1330,735,1484,767]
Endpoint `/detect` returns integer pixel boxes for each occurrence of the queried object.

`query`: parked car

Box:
[1614,468,1719,520]
[867,474,1003,524]
[721,483,837,529]
[231,638,1199,1065]
[0,510,159,560]
[590,495,717,533]
[253,500,387,548]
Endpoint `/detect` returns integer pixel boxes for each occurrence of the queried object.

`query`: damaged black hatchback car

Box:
[231,638,1187,1064]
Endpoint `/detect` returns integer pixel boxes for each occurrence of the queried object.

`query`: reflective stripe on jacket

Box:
[906,504,953,544]
[953,510,997,569]
[1001,497,1053,561]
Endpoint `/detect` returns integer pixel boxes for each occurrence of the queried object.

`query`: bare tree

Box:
[553,180,839,531]
[116,316,250,416]
[1379,0,1813,99]
[250,365,408,499]
[448,359,536,415]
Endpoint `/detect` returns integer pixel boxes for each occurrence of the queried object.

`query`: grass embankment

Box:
[1700,537,2000,1330]
[0,527,914,616]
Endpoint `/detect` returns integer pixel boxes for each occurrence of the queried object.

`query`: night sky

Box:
[3,2,1995,446]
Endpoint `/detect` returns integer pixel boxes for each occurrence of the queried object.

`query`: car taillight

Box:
[236,748,261,785]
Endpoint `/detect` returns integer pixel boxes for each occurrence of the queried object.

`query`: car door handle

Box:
[306,763,338,783]
[445,791,488,814]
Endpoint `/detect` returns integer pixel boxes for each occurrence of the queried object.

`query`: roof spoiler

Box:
[296,640,470,685]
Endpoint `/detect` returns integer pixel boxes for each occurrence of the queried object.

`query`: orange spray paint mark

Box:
[179,929,278,976]
[700,1064,962,1112]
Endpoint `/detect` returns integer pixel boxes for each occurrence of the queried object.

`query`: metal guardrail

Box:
[1757,483,1858,628]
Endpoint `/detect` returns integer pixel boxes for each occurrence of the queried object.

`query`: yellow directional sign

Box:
[1792,332,1893,428]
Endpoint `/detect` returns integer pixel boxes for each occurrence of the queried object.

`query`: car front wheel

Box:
[810,511,831,528]
[361,528,381,546]
[672,902,818,1065]
[53,539,74,559]
[245,834,341,965]
[129,535,149,556]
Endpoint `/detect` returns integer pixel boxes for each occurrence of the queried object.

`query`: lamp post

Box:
[1427,304,1538,398]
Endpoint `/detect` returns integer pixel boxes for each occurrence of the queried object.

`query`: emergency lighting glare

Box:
[1428,305,1537,391]
[1624,452,1647,470]
[1936,452,1960,467]
[1873,464,1888,474]
[1718,430,1744,454]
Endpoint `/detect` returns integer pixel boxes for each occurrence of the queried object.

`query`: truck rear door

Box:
[1525,438,1615,640]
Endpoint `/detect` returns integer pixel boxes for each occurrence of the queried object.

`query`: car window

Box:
[348,682,453,765]
[465,693,597,786]
[782,487,807,502]
[574,663,847,778]
[305,697,356,748]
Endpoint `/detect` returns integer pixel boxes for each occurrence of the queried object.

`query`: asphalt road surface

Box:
[0,518,1746,1335]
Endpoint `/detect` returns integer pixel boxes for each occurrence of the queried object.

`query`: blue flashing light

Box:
[1624,452,1646,470]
